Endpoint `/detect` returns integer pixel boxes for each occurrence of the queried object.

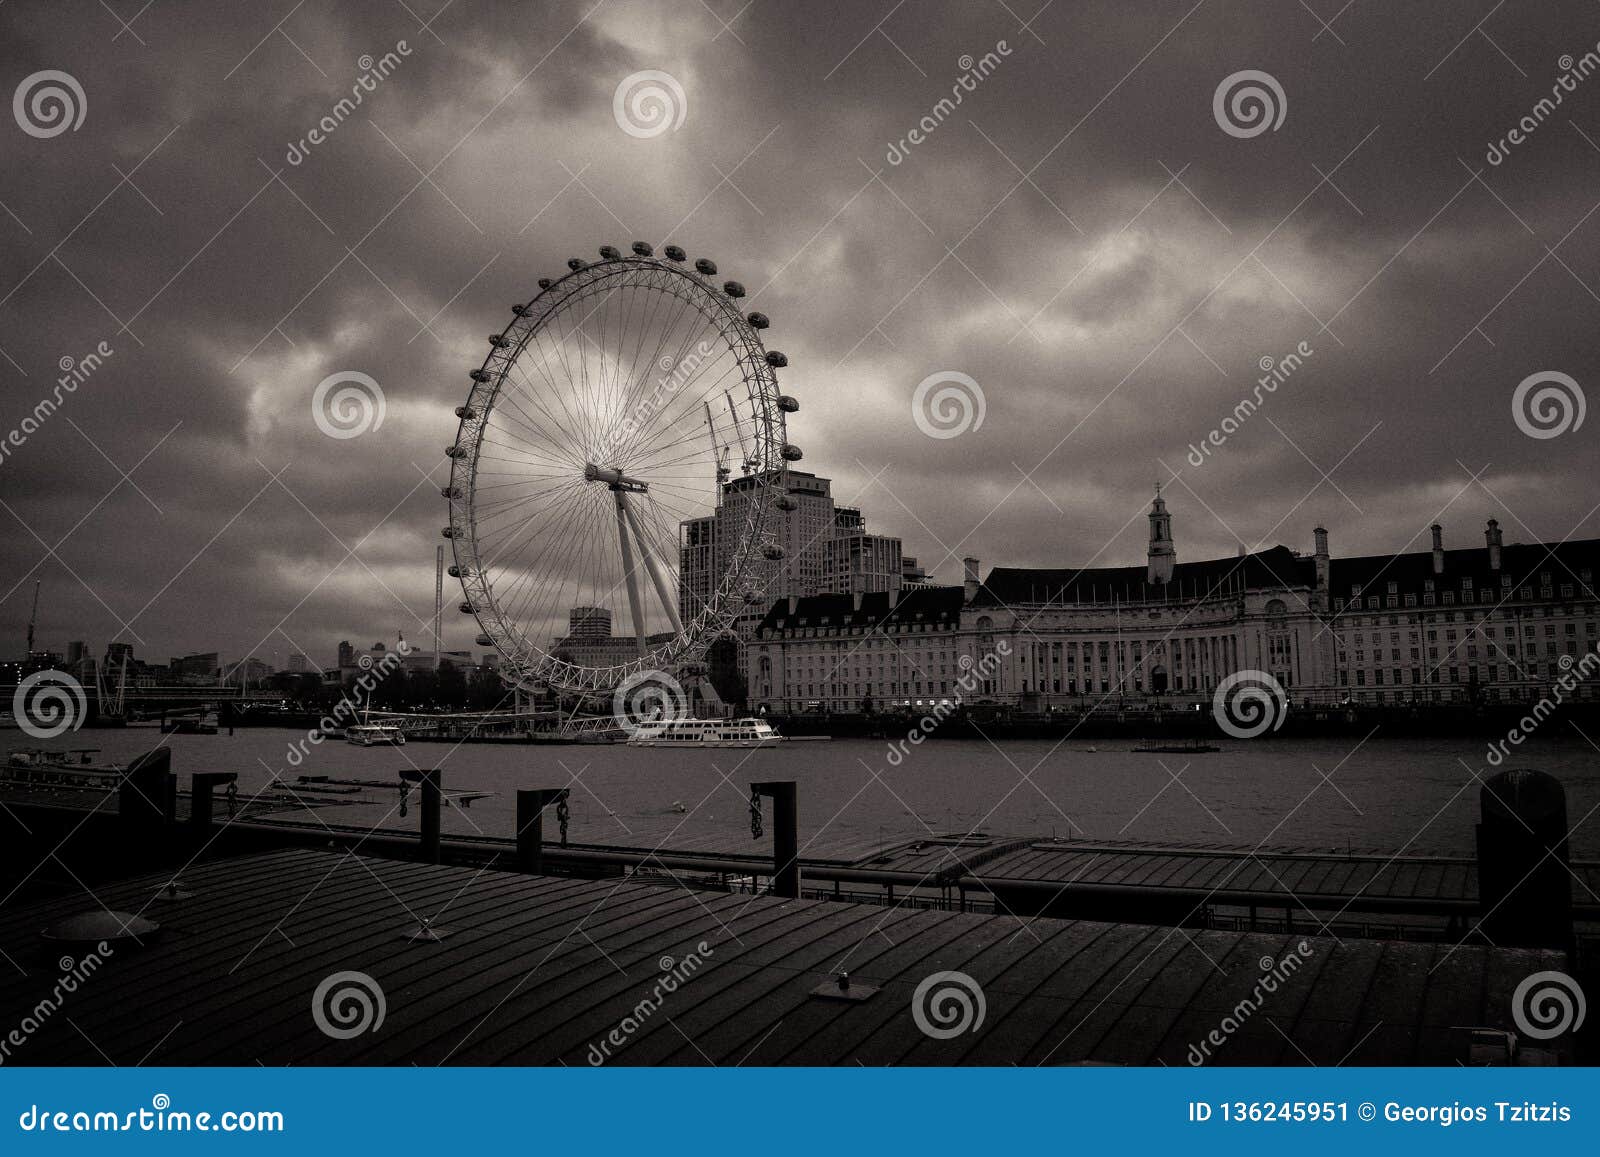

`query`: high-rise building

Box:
[567,606,612,639]
[286,653,309,673]
[679,470,903,638]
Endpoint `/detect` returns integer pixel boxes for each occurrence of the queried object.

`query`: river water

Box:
[11,725,1600,860]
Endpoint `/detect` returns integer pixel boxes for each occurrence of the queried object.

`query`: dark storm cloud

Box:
[1,0,1597,665]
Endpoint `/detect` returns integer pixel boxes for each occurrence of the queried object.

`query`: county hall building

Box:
[744,490,1600,713]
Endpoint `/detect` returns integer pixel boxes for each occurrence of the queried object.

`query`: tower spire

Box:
[1147,485,1175,585]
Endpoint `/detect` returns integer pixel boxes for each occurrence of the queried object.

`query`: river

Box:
[10,725,1600,860]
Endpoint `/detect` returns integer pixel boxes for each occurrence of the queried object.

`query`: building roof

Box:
[971,545,1311,608]
[0,848,1571,1065]
[1329,538,1600,597]
[754,586,965,636]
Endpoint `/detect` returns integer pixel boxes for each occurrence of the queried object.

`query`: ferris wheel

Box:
[442,242,800,694]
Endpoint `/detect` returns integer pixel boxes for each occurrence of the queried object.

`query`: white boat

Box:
[345,723,406,747]
[627,717,783,748]
[3,748,124,788]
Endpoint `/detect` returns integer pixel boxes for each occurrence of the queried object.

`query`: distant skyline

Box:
[3,1,1597,664]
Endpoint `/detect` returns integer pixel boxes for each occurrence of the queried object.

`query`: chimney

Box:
[1313,526,1330,609]
[851,590,863,612]
[963,556,980,604]
[1431,524,1444,575]
[1485,518,1503,571]
[787,595,798,615]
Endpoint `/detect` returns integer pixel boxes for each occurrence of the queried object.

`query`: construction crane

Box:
[703,400,730,501]
[725,391,756,475]
[26,579,40,655]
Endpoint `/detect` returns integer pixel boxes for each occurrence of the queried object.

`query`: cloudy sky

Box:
[2,0,1597,668]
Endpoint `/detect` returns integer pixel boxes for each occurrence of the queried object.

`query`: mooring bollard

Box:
[751,780,799,899]
[516,788,571,874]
[119,747,175,836]
[400,768,442,864]
[189,771,238,831]
[1476,767,1573,949]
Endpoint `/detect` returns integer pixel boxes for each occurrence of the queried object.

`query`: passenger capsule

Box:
[722,280,746,298]
[744,591,766,605]
[441,486,461,499]
[694,258,718,276]
[537,279,552,290]
[567,258,587,271]
[459,602,474,614]
[763,543,786,560]
[747,312,770,329]
[446,445,467,458]
[475,634,494,647]
[765,350,788,368]
[663,244,687,261]
[778,395,799,413]
[776,495,798,511]
[470,369,492,382]
[455,405,476,419]
[781,443,803,462]
[447,565,462,578]
[513,303,533,316]
[488,335,509,347]
[441,527,456,538]
[598,245,622,260]
[631,241,655,257]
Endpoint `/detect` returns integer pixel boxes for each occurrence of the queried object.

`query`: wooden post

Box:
[751,780,799,899]
[516,788,569,874]
[119,747,175,835]
[400,768,441,864]
[1477,768,1572,948]
[190,771,237,831]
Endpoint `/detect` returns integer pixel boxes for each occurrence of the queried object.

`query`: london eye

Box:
[443,243,799,696]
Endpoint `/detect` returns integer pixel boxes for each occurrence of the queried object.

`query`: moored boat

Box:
[345,723,406,747]
[627,717,783,748]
